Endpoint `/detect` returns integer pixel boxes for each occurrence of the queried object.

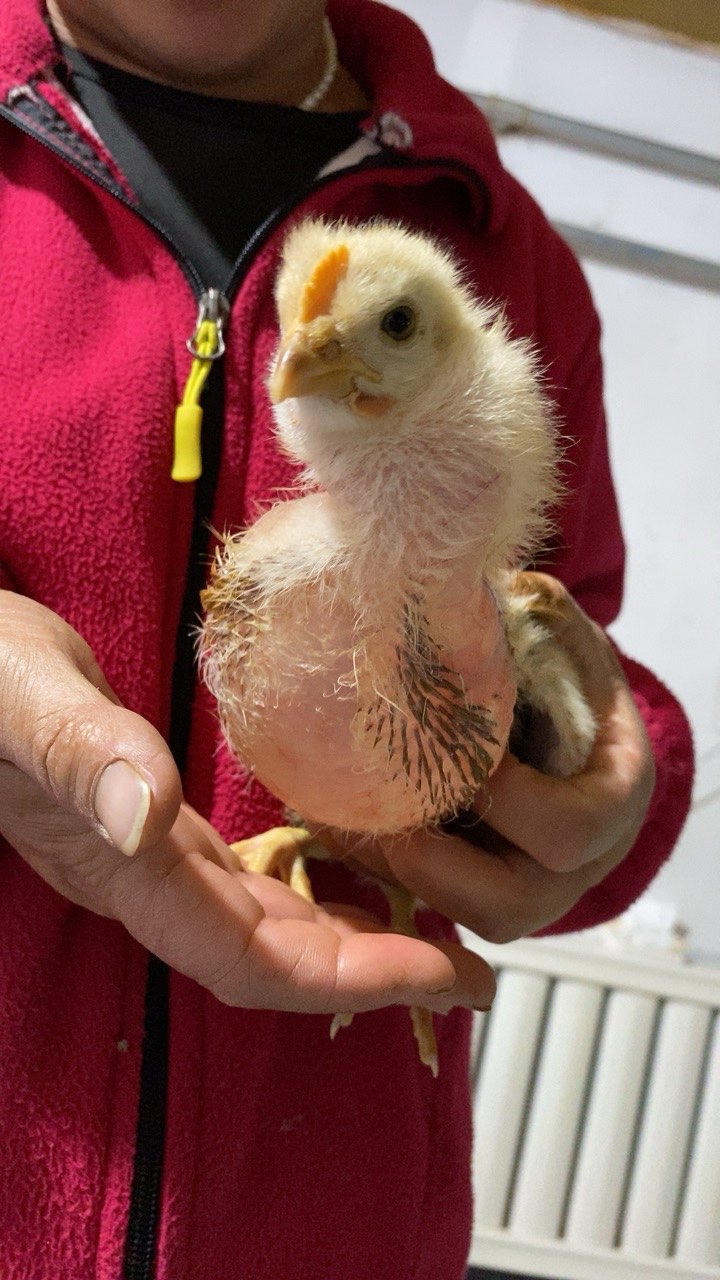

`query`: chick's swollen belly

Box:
[202,543,516,834]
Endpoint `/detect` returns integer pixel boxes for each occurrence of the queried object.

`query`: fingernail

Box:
[426,978,457,996]
[94,760,151,856]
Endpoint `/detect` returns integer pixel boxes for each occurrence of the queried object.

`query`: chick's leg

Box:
[233,827,360,1041]
[234,830,438,1074]
[331,882,439,1077]
[383,884,439,1079]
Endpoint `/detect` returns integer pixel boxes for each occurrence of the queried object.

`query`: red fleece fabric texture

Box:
[0,1,693,1278]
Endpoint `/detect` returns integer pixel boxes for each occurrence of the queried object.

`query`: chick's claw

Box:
[410,1006,439,1079]
[329,1011,354,1040]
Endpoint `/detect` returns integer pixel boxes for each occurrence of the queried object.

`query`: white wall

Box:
[388,0,720,958]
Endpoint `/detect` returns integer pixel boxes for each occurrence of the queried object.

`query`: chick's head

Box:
[268,219,483,462]
[268,219,560,574]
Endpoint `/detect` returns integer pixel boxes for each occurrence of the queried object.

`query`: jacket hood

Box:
[1,0,510,234]
[328,0,510,231]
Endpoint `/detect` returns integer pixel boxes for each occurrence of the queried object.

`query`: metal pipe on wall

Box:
[471,93,720,291]
[472,93,720,188]
[554,223,720,292]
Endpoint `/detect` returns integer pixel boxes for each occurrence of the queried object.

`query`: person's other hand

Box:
[0,591,495,1013]
[314,573,656,941]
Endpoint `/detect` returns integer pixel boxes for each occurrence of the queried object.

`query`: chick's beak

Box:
[269,326,381,405]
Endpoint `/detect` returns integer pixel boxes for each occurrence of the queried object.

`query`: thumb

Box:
[0,593,182,854]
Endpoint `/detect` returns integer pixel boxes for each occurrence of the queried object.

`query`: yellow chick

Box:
[200,219,595,1072]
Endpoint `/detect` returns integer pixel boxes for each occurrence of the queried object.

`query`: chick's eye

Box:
[380,305,417,341]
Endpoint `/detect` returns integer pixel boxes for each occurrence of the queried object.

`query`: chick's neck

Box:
[312,431,505,599]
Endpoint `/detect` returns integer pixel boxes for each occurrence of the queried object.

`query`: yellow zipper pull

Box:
[172,289,229,482]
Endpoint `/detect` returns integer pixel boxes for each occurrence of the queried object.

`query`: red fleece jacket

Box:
[0,2,693,1278]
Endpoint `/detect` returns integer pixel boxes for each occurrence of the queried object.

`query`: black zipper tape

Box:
[122,954,170,1280]
[122,365,227,1277]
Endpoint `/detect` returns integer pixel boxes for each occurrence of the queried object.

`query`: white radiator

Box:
[466,937,720,1280]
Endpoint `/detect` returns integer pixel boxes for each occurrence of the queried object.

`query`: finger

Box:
[230,874,496,1011]
[379,825,580,942]
[0,595,182,855]
[112,846,477,1013]
[495,573,655,870]
[231,911,492,1014]
[481,755,618,871]
[288,901,496,1011]
[484,740,652,872]
[171,804,247,874]
[325,929,495,1015]
[0,759,120,913]
[482,676,654,872]
[422,939,497,1012]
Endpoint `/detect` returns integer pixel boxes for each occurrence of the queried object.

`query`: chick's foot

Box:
[230,825,323,900]
[233,828,439,1074]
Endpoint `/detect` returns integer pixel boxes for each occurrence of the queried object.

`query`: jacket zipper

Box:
[1,91,491,1277]
[172,289,230,481]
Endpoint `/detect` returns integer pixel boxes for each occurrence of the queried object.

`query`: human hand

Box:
[0,591,494,1013]
[314,573,656,941]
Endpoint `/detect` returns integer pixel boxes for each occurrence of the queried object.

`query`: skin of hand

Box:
[0,591,495,1014]
[314,572,657,942]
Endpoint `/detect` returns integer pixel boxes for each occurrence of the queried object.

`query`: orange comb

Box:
[299,243,349,323]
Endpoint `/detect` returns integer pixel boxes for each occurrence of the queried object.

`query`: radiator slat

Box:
[508,979,604,1238]
[620,1000,711,1257]
[674,1012,720,1265]
[564,990,657,1248]
[471,968,549,1228]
